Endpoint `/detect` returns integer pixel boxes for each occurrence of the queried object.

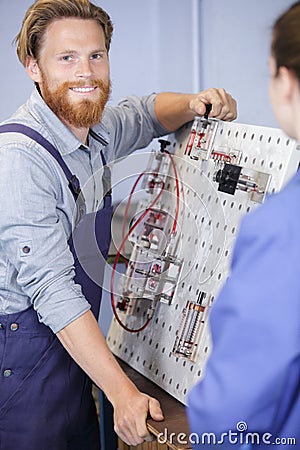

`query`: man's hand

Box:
[113,388,164,446]
[155,88,237,132]
[189,88,237,121]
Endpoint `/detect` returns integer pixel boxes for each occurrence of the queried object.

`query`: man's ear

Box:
[25,56,42,83]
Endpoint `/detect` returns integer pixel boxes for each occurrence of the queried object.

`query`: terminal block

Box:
[172,291,211,361]
[211,148,242,167]
[214,163,271,203]
[185,116,219,161]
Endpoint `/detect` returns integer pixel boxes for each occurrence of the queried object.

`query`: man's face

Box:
[27,18,111,129]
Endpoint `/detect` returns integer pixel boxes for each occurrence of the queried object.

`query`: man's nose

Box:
[75,58,93,78]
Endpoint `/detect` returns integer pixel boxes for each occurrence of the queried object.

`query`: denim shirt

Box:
[0,88,167,333]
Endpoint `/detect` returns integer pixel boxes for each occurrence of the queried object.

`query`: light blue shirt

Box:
[187,170,300,448]
[0,88,167,333]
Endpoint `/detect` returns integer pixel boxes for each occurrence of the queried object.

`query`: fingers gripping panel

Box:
[107,120,299,404]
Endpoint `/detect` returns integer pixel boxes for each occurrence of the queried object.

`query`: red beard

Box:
[41,75,111,129]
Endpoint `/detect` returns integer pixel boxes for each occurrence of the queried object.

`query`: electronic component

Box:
[142,146,171,193]
[129,207,170,252]
[185,114,219,161]
[116,245,182,314]
[172,291,211,361]
[214,163,271,203]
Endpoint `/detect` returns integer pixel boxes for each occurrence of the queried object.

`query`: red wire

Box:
[110,179,165,333]
[110,151,181,333]
[165,151,180,235]
[121,172,145,240]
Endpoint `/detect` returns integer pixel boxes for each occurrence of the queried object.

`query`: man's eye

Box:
[61,55,73,61]
[91,53,104,60]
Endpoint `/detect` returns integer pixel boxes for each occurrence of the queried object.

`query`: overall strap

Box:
[0,123,82,203]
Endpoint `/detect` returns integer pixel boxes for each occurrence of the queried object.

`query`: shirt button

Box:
[3,369,12,377]
[22,246,31,254]
[10,323,19,332]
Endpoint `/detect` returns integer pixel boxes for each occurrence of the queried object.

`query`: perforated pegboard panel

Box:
[107,120,300,404]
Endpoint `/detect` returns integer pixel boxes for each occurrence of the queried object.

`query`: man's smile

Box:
[70,86,98,94]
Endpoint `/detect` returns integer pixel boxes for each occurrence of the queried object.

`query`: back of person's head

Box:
[272,1,300,80]
[15,0,113,66]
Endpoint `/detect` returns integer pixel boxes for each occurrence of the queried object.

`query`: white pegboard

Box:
[107,120,300,404]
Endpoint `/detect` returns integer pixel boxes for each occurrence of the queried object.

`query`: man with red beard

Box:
[0,1,237,449]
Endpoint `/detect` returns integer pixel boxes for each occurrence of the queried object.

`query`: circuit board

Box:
[107,118,300,404]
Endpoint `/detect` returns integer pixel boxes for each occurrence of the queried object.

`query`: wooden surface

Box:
[118,359,192,450]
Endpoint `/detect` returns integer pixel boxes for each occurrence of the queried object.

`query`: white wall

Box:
[199,0,294,127]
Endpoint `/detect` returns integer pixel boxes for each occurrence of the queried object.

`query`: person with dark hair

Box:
[187,2,300,449]
[0,1,237,449]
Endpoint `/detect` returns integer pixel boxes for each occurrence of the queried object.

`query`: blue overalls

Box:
[0,124,113,449]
